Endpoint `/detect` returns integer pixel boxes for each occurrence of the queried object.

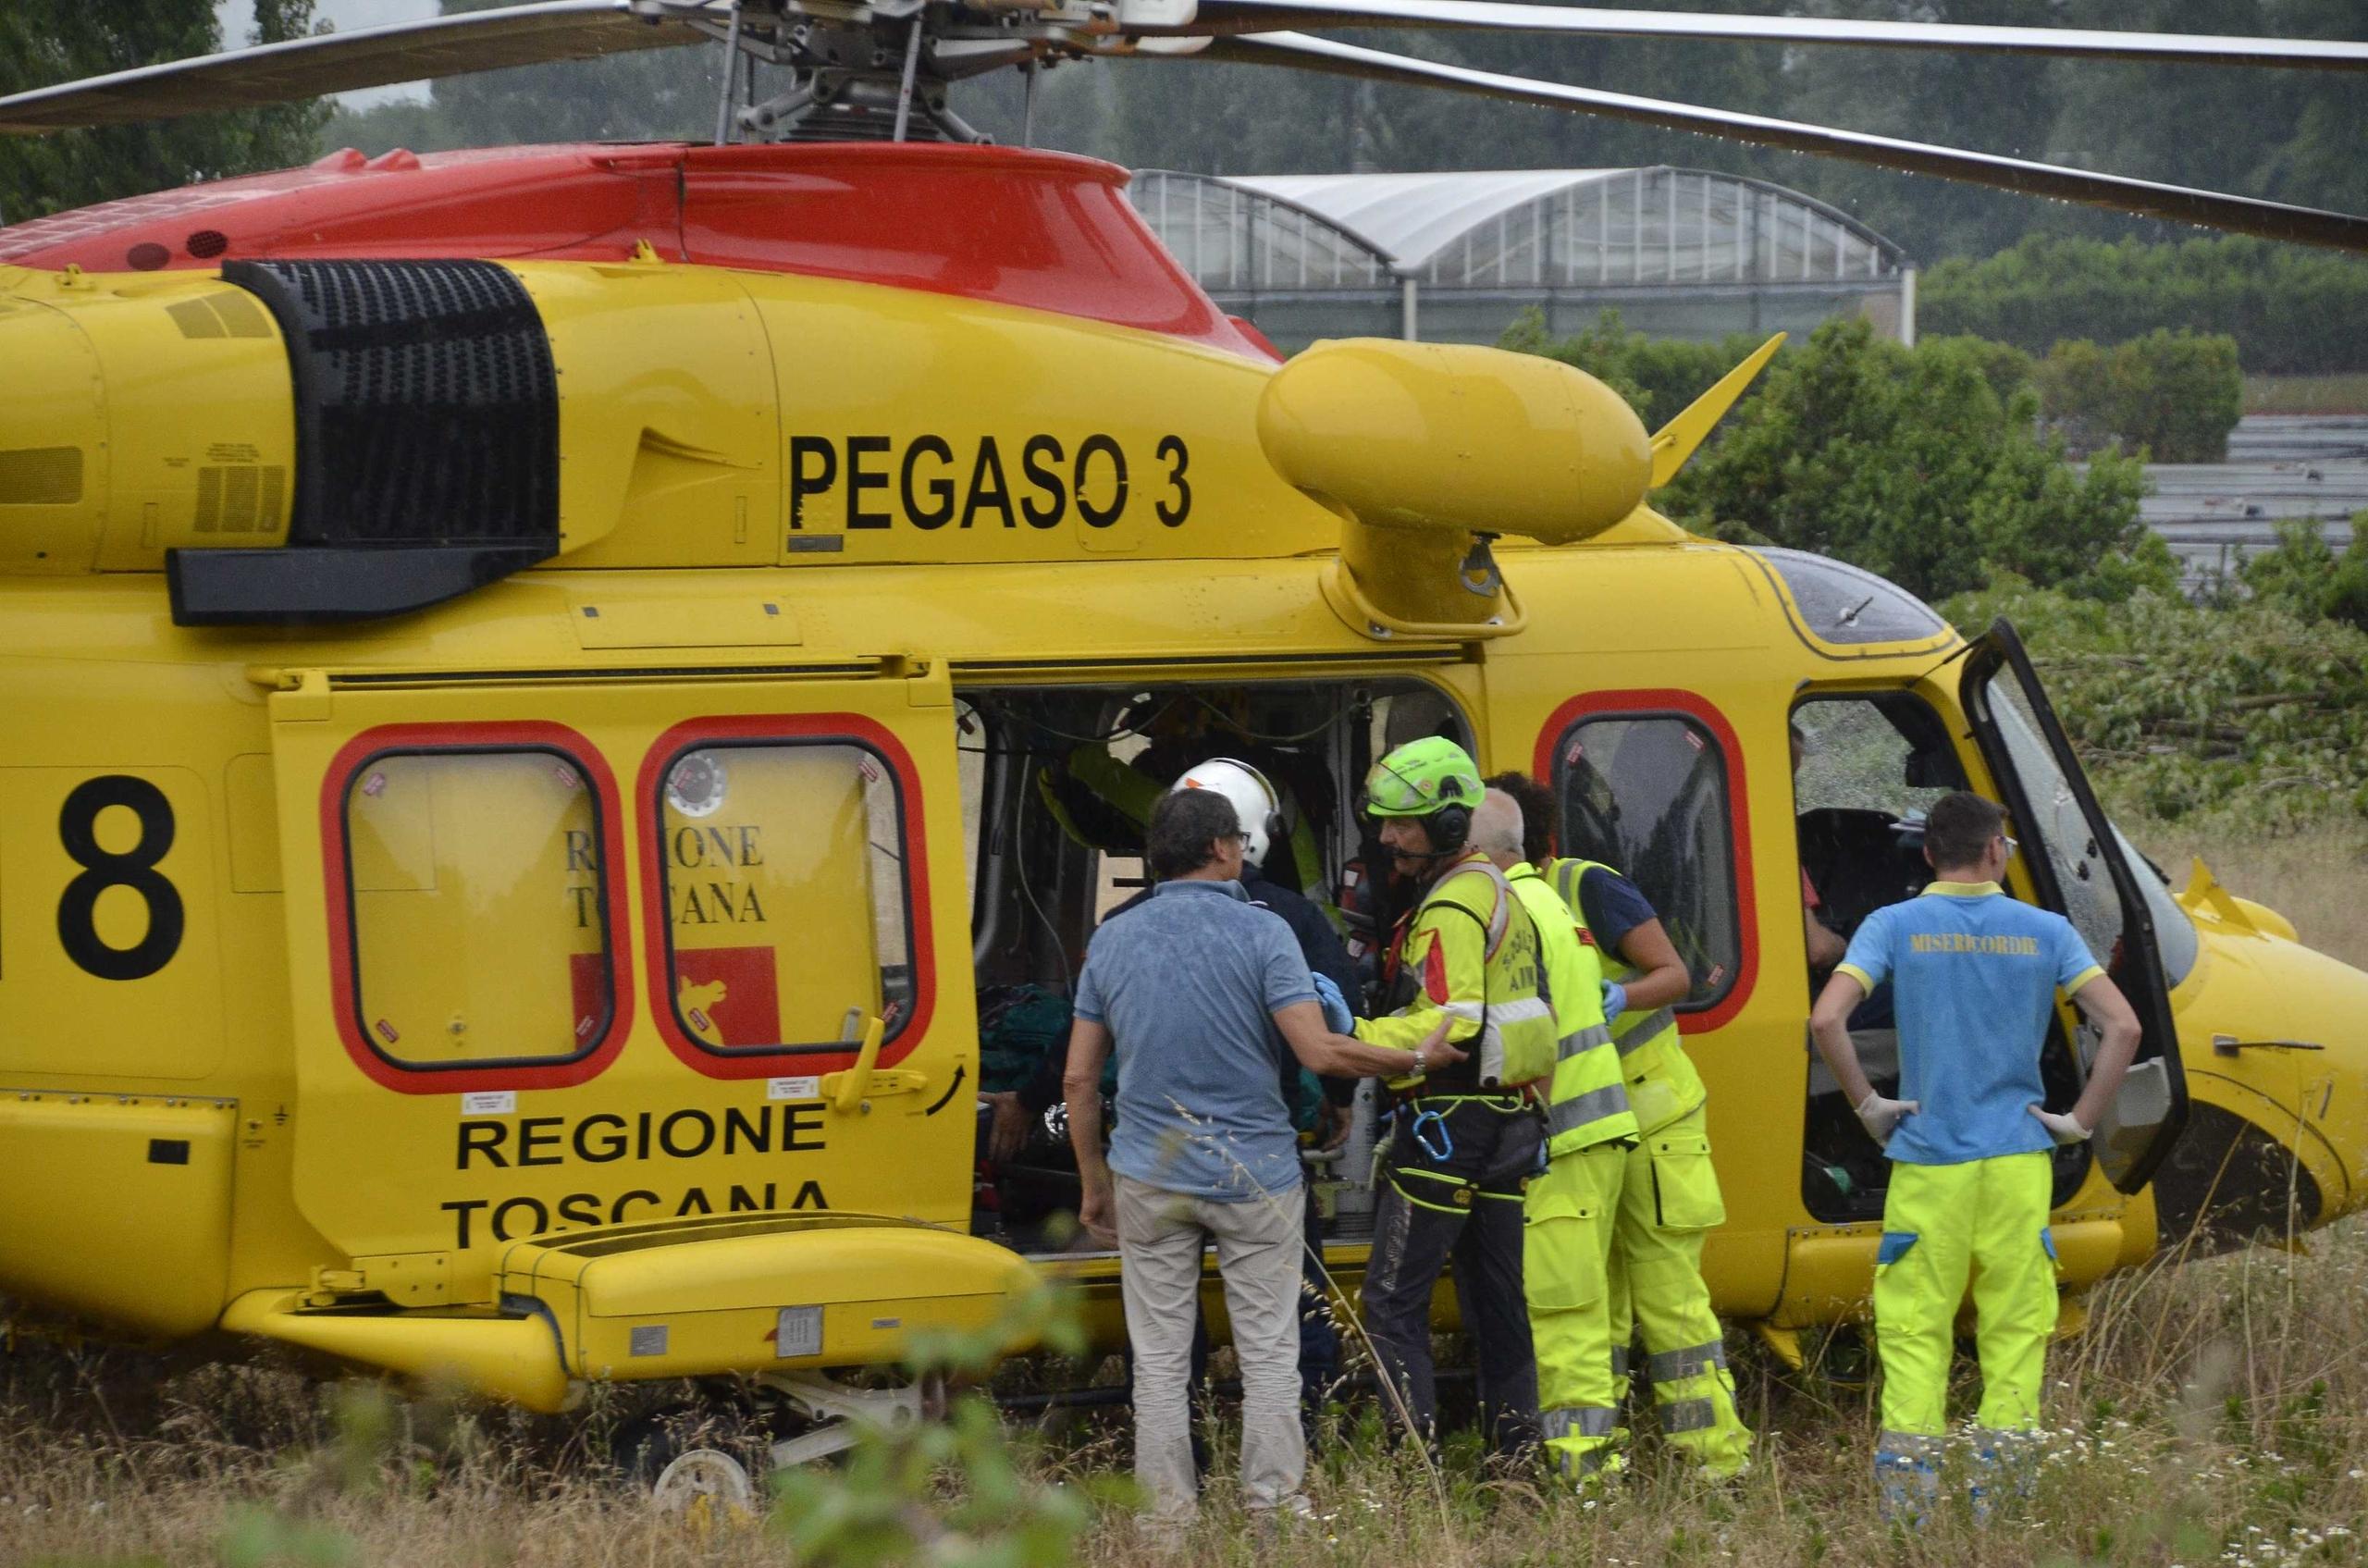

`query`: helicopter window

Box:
[1551,709,1743,1014]
[1981,681,2127,975]
[1754,548,1950,648]
[651,735,917,1060]
[340,747,618,1071]
[1790,693,1967,941]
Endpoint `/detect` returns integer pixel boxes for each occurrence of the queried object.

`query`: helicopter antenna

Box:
[713,0,745,144]
[891,12,926,142]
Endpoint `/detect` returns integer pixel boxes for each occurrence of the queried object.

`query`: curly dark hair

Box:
[1146,787,1241,880]
[1485,771,1560,866]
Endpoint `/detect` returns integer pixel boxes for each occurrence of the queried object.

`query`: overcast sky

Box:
[215,0,441,104]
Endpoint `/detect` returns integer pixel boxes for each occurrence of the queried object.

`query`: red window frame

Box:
[318,721,635,1094]
[635,712,936,1080]
[1532,689,1758,1032]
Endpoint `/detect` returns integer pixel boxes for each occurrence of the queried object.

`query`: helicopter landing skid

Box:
[649,1368,947,1509]
[763,1367,942,1464]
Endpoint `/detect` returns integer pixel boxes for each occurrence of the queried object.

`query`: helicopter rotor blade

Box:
[1200,31,2368,254]
[0,0,709,135]
[1144,1,2368,73]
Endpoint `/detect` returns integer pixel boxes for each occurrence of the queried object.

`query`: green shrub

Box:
[2241,514,2368,634]
[1941,578,2368,830]
[1921,234,2368,377]
[2034,329,2245,463]
[1635,317,2171,605]
[1497,308,1767,426]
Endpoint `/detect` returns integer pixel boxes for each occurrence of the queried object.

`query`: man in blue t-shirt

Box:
[1064,787,1462,1538]
[1809,790,2140,1519]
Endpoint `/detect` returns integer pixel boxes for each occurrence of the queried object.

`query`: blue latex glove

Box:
[1312,971,1355,1034]
[1599,980,1629,1023]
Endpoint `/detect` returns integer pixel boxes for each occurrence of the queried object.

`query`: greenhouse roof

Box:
[1227,169,1641,270]
[1129,167,1909,301]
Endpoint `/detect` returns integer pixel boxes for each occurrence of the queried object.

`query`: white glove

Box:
[1855,1091,1919,1147]
[2029,1105,2091,1145]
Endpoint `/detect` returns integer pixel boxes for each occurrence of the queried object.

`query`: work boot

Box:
[1967,1428,2038,1526]
[1874,1435,1942,1528]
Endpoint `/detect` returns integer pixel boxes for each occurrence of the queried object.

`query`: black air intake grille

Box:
[223,258,558,549]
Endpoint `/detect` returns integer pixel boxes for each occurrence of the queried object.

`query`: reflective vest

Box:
[1360,852,1556,1094]
[1509,864,1638,1155]
[1548,857,1706,1134]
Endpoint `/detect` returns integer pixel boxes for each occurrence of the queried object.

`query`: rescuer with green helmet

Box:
[1488,769,1755,1479]
[1352,736,1558,1461]
[1470,783,1640,1482]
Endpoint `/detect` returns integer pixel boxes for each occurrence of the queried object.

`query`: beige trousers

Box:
[1115,1173,1308,1528]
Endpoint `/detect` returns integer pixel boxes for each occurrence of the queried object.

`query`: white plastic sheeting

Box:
[1136,167,1904,289]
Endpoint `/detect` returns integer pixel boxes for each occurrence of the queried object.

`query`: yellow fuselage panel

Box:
[0,270,295,572]
[0,259,1342,575]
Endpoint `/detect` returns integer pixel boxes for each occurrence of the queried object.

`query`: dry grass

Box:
[2242,375,2368,417]
[8,825,2368,1568]
[2128,819,2368,971]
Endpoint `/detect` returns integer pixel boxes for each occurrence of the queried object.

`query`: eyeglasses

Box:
[2001,833,2019,859]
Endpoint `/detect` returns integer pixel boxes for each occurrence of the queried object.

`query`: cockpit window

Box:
[1755,547,1950,646]
[2113,821,2200,990]
[1984,681,2196,996]
[1983,679,2127,968]
[1554,712,1742,1012]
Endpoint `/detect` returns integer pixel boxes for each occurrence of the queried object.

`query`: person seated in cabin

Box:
[1795,722,1851,976]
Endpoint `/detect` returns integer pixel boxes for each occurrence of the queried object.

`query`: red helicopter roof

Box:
[0,141,1274,360]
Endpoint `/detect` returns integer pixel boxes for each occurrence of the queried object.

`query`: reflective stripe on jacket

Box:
[1510,864,1637,1154]
[1548,856,1705,1133]
[1359,852,1554,1093]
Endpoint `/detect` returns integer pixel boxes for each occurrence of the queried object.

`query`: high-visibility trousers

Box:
[1872,1151,2057,1468]
[1605,1105,1752,1476]
[1523,1140,1626,1480]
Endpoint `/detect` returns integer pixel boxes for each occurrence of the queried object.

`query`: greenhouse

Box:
[1128,167,1915,352]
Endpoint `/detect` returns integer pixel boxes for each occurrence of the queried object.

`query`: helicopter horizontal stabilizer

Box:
[1649,332,1783,491]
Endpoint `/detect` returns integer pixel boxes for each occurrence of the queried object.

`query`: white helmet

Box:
[1171,757,1284,870]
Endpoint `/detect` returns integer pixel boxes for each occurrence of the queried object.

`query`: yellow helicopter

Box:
[3,0,2366,1498]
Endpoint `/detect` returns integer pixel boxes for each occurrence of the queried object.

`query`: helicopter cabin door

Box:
[1958,621,2188,1193]
[265,662,977,1266]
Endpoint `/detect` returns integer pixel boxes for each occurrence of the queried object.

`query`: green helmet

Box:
[1363,736,1484,821]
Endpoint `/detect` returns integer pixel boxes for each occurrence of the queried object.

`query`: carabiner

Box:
[1409,1105,1454,1164]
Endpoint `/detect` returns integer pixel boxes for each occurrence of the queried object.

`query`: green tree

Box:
[1598,316,2170,603]
[1942,574,2368,827]
[1498,306,1769,424]
[414,0,722,149]
[2241,514,2368,635]
[0,2,326,224]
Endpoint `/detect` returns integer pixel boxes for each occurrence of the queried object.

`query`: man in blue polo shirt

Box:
[1808,791,2140,1518]
[1065,787,1462,1538]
